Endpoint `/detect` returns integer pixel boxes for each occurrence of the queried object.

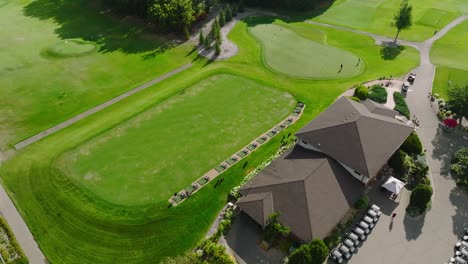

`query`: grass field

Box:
[311,0,468,41]
[57,74,294,205]
[0,0,193,150]
[248,21,364,79]
[0,8,420,264]
[431,20,468,99]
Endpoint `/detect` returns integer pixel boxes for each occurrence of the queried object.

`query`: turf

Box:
[47,39,97,57]
[0,15,420,264]
[430,20,468,99]
[311,0,468,41]
[433,66,468,100]
[0,0,193,150]
[57,74,294,205]
[249,22,364,79]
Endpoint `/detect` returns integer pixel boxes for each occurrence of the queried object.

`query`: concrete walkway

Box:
[347,15,468,264]
[14,63,192,150]
[0,185,47,264]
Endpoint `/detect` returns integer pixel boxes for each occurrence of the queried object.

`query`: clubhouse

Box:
[237,97,413,242]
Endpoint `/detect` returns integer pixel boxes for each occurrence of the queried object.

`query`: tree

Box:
[409,183,432,211]
[199,31,205,46]
[149,0,195,32]
[447,85,468,125]
[289,244,312,264]
[401,132,423,155]
[264,212,291,244]
[219,10,226,26]
[452,147,468,185]
[215,39,221,55]
[309,239,329,263]
[203,36,211,49]
[160,251,200,264]
[211,18,221,40]
[392,0,413,42]
[225,4,233,21]
[353,85,369,100]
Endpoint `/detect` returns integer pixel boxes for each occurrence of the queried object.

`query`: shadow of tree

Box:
[449,187,468,236]
[403,212,426,240]
[23,0,178,55]
[431,127,468,178]
[380,44,405,60]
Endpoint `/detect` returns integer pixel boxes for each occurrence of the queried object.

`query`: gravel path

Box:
[14,63,192,150]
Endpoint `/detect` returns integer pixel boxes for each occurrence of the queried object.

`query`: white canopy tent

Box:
[381,176,405,194]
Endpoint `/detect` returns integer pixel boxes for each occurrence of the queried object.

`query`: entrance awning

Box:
[381,176,405,194]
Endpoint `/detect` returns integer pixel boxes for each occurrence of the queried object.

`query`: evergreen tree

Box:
[199,31,205,46]
[203,36,211,49]
[392,0,413,42]
[239,0,245,12]
[232,3,238,17]
[215,39,221,55]
[219,10,226,26]
[225,4,232,21]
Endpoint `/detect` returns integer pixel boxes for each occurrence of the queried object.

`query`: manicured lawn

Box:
[433,66,468,100]
[248,20,364,79]
[431,20,468,99]
[57,74,294,205]
[311,0,468,41]
[0,0,193,149]
[0,14,420,264]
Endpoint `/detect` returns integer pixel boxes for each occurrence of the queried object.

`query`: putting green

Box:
[249,23,364,79]
[46,39,97,57]
[57,74,294,205]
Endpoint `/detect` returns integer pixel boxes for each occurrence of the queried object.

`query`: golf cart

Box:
[402,81,411,91]
[330,249,344,263]
[407,73,416,83]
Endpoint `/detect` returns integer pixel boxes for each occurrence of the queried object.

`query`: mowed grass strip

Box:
[57,74,295,205]
[248,21,364,79]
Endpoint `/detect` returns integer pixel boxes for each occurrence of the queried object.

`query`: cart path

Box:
[0,185,47,264]
[14,63,192,150]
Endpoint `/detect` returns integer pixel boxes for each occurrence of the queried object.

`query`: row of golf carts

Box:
[329,204,382,263]
[446,228,468,264]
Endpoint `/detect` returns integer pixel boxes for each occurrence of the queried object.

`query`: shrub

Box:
[161,252,200,264]
[219,10,226,26]
[353,85,369,100]
[452,147,468,186]
[389,149,406,174]
[354,194,369,209]
[309,239,329,264]
[225,4,233,21]
[348,96,360,102]
[367,84,388,103]
[409,183,433,213]
[393,92,410,118]
[288,244,312,264]
[199,31,205,46]
[401,132,423,155]
[215,39,221,55]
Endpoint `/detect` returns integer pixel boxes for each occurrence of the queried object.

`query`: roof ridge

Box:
[354,119,370,176]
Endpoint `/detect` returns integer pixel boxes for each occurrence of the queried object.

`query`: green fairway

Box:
[58,74,294,205]
[312,0,468,41]
[0,14,420,264]
[0,0,193,149]
[249,22,364,79]
[431,20,468,99]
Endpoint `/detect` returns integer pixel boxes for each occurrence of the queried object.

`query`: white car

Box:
[402,81,411,91]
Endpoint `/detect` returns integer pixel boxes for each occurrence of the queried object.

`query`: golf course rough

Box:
[57,74,295,205]
[249,23,364,79]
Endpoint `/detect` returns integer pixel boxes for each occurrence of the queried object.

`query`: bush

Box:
[401,132,423,155]
[452,147,468,186]
[409,183,433,213]
[368,84,387,103]
[347,96,360,102]
[353,85,369,100]
[288,240,328,264]
[354,194,369,209]
[288,244,312,264]
[264,212,291,245]
[389,149,407,174]
[394,92,410,118]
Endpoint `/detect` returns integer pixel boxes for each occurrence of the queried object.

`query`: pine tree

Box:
[203,36,210,49]
[199,31,205,46]
[225,4,232,21]
[219,10,226,26]
[215,39,221,55]
[211,18,218,38]
[214,19,221,41]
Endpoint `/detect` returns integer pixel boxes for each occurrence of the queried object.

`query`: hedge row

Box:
[0,217,29,264]
[393,92,410,119]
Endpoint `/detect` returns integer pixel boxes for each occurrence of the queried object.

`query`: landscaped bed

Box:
[0,217,28,264]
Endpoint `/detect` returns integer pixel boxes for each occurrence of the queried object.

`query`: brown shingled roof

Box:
[239,146,364,241]
[296,97,413,178]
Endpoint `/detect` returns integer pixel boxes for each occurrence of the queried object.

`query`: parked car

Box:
[402,81,411,91]
[330,249,344,263]
[408,73,416,82]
